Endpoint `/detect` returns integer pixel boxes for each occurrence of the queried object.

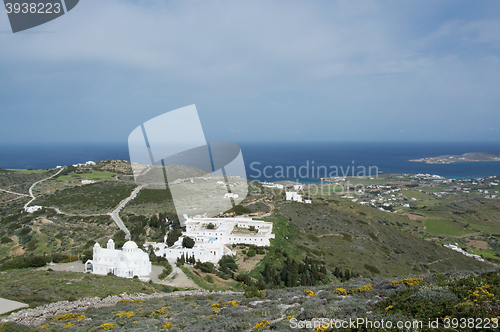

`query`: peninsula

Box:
[410,152,500,164]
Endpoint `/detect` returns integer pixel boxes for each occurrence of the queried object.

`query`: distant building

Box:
[81,180,95,185]
[25,206,42,213]
[152,217,275,263]
[224,193,239,199]
[261,182,284,189]
[85,239,152,278]
[444,244,484,262]
[286,192,302,202]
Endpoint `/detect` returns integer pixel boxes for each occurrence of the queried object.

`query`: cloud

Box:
[0,0,499,142]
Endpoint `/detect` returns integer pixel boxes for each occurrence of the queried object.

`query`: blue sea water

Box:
[0,141,499,181]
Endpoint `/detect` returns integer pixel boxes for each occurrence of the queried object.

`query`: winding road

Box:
[108,185,144,240]
[24,167,66,211]
[0,189,29,196]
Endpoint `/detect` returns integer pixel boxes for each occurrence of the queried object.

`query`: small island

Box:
[411,152,500,164]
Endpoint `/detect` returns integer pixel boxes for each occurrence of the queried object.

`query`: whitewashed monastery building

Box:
[85,239,152,278]
[152,217,275,263]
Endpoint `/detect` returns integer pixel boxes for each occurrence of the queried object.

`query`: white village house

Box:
[151,217,275,264]
[85,239,152,278]
[286,192,303,202]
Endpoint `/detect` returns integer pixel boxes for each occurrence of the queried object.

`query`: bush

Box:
[205,275,214,283]
[195,261,215,274]
[0,236,13,244]
[182,236,195,249]
[158,266,172,280]
[81,249,92,263]
[0,255,48,271]
[51,253,70,263]
[247,248,256,257]
[218,255,238,272]
[18,227,32,236]
[207,223,215,229]
[245,285,265,298]
[364,264,380,274]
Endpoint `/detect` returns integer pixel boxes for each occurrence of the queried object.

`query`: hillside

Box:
[274,201,489,277]
[2,269,500,331]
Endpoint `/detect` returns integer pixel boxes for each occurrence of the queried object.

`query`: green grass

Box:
[248,213,302,279]
[467,248,500,263]
[466,223,500,233]
[8,169,50,174]
[56,171,119,182]
[424,218,474,236]
[0,269,166,307]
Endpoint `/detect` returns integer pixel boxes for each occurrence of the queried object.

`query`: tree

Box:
[182,236,195,248]
[207,223,215,229]
[247,248,256,257]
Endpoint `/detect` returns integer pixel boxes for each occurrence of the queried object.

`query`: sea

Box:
[1,141,499,182]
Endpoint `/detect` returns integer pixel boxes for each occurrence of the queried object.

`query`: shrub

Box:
[218,255,238,272]
[364,264,380,274]
[247,248,256,257]
[182,236,195,249]
[18,227,32,236]
[158,266,172,280]
[0,236,13,244]
[0,254,48,271]
[195,261,215,274]
[245,285,266,298]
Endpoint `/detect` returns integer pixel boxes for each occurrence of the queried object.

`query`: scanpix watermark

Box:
[3,0,80,33]
[128,105,249,225]
[247,160,379,197]
[250,180,368,197]
[249,160,379,180]
[289,317,500,330]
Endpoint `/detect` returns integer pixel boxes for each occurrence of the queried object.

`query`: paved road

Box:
[24,167,65,211]
[0,298,29,315]
[150,259,199,289]
[109,185,144,240]
[37,261,200,289]
[0,189,29,196]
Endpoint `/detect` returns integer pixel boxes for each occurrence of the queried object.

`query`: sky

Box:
[0,0,499,144]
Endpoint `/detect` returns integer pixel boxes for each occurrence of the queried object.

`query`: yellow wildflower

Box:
[335,288,347,296]
[99,323,115,330]
[253,320,270,330]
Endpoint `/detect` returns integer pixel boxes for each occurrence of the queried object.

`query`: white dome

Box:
[123,241,138,250]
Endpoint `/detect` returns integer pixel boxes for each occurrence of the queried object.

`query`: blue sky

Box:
[0,0,499,144]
